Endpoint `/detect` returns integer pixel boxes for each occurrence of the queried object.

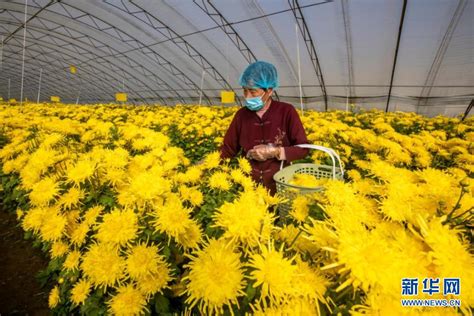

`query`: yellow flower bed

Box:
[0,103,472,315]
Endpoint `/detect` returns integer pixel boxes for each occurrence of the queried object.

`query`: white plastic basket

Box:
[273,144,344,219]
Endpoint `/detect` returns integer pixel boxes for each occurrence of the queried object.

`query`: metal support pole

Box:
[76,88,81,105]
[346,86,349,112]
[461,99,473,121]
[20,0,28,105]
[296,22,303,115]
[198,70,205,106]
[37,68,42,103]
[385,0,407,112]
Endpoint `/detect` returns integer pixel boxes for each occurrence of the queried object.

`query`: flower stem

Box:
[443,188,465,224]
[289,229,303,248]
[450,207,473,221]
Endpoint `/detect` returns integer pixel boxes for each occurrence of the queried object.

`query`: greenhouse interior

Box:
[0,0,472,315]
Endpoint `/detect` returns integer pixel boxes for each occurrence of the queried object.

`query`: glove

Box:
[246,144,281,161]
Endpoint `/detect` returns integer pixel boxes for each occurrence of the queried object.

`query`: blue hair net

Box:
[238,61,279,89]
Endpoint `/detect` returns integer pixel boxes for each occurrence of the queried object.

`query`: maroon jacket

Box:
[220,100,309,195]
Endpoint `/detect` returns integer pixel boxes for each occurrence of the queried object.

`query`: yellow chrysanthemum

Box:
[24,147,57,176]
[81,243,125,288]
[66,159,96,186]
[289,173,327,188]
[153,194,196,246]
[237,157,252,174]
[289,195,310,223]
[183,239,246,315]
[202,151,221,169]
[101,147,129,170]
[70,279,91,306]
[41,132,64,149]
[137,266,173,298]
[58,187,85,210]
[63,250,81,271]
[416,168,458,210]
[179,185,204,207]
[95,208,138,247]
[251,297,320,316]
[347,169,362,181]
[182,166,202,184]
[28,177,60,206]
[303,218,339,250]
[418,217,474,310]
[50,240,69,258]
[48,285,60,308]
[322,181,381,230]
[69,222,89,246]
[213,190,275,248]
[39,211,67,242]
[19,166,42,190]
[274,224,319,256]
[117,188,137,207]
[175,220,202,249]
[126,244,167,280]
[83,205,103,226]
[332,222,430,295]
[292,259,328,304]
[248,241,297,304]
[208,171,231,191]
[104,167,127,187]
[21,207,48,233]
[128,171,171,205]
[65,209,81,237]
[230,168,245,185]
[107,284,148,316]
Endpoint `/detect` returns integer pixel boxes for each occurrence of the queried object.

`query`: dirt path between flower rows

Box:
[0,210,49,316]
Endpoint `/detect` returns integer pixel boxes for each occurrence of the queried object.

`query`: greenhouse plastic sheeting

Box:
[0,0,472,116]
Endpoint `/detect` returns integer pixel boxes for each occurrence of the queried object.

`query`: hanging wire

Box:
[20,0,28,105]
[345,85,349,111]
[76,84,81,104]
[76,74,82,104]
[226,37,230,90]
[198,70,206,105]
[295,22,304,115]
[37,68,42,103]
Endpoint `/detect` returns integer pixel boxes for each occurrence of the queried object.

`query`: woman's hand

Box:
[246,144,281,161]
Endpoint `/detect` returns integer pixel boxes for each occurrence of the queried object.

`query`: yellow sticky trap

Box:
[70,65,77,74]
[221,90,235,104]
[51,96,60,103]
[115,92,127,102]
[9,98,17,104]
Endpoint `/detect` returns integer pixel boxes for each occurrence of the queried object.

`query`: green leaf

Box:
[162,245,171,260]
[154,293,170,314]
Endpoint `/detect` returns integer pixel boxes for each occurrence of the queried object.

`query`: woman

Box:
[220,61,309,195]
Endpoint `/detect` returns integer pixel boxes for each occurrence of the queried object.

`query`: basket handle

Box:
[279,144,344,179]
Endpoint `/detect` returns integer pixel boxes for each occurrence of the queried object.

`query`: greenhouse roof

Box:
[0,0,473,116]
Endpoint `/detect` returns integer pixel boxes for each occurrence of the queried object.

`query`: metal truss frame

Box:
[1,0,200,104]
[192,0,281,102]
[288,0,328,110]
[104,0,239,105]
[417,0,467,108]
